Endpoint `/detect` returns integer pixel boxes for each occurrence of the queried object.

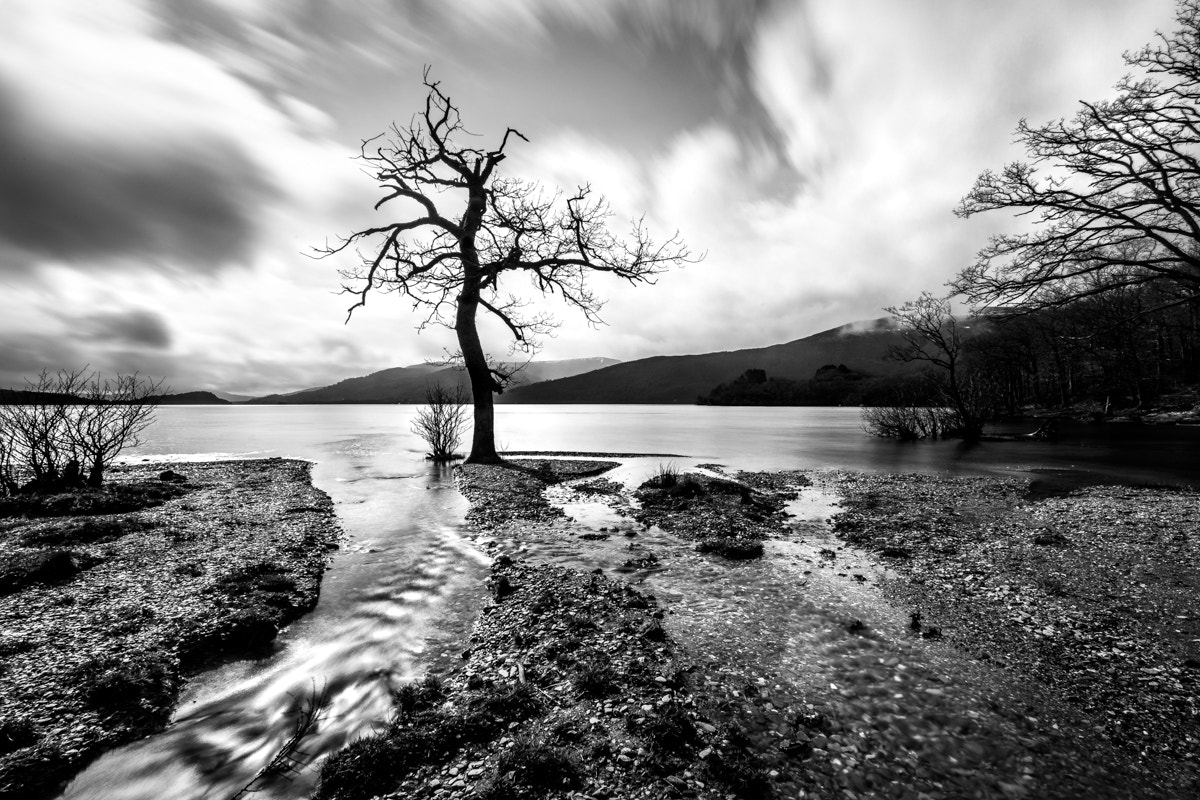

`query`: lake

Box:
[132,403,1200,485]
[58,404,1198,800]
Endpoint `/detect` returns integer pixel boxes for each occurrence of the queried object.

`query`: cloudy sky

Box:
[0,0,1179,396]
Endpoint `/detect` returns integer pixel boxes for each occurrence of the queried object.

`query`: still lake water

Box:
[59,404,1199,799]
[124,403,1200,482]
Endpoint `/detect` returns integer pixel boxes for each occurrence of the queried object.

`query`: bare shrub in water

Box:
[860,405,961,441]
[411,383,469,461]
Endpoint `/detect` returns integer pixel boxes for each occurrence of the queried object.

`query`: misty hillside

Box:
[498,319,913,404]
[246,358,620,404]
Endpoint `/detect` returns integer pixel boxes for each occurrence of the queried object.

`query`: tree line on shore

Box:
[696,365,938,408]
[699,279,1199,441]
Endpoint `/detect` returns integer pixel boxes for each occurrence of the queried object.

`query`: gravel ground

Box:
[323,558,782,800]
[827,470,1200,796]
[0,459,340,800]
[456,460,619,528]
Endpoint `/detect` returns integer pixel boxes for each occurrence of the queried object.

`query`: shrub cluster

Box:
[0,369,164,494]
[860,404,962,440]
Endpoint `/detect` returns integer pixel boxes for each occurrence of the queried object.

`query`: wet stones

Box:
[830,470,1200,793]
[456,460,620,529]
[0,459,341,797]
[633,472,792,561]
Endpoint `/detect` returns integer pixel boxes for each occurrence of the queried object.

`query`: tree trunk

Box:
[86,458,104,488]
[455,284,502,465]
[464,379,500,464]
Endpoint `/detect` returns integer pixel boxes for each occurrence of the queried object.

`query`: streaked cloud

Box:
[0,2,281,271]
[0,0,1180,394]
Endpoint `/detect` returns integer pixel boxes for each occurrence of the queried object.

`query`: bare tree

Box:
[0,423,18,496]
[954,0,1200,315]
[411,383,469,461]
[71,372,164,486]
[319,69,694,463]
[886,293,990,441]
[0,369,164,492]
[1,370,86,492]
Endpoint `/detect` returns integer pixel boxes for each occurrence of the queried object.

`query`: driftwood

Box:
[979,420,1059,443]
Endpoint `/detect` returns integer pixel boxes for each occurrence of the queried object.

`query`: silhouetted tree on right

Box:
[954,0,1200,319]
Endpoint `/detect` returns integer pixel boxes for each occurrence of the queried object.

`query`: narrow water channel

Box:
[60,440,488,800]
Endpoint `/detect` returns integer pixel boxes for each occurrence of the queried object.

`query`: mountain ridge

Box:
[498,319,912,404]
[245,357,621,404]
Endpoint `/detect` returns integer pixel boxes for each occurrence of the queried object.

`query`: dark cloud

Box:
[72,309,173,349]
[0,334,80,389]
[0,80,276,274]
[0,308,173,388]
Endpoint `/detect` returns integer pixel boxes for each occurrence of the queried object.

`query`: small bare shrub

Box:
[0,369,164,492]
[411,383,468,462]
[650,462,680,488]
[860,405,961,440]
[573,658,618,698]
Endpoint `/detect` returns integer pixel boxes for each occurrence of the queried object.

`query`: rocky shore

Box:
[7,453,1195,799]
[828,470,1200,793]
[315,457,1199,800]
[0,459,341,799]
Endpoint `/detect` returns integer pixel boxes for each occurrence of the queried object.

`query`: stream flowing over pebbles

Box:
[0,460,340,800]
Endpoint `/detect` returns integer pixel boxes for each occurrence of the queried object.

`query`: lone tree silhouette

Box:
[954,0,1200,316]
[321,70,693,464]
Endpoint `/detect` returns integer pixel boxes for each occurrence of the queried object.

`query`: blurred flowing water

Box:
[55,405,1200,799]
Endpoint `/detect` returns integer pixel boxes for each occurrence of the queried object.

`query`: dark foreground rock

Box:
[634,470,803,560]
[0,459,341,799]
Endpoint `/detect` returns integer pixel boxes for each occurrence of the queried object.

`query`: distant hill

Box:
[0,389,228,405]
[158,391,230,405]
[0,388,79,405]
[499,319,914,404]
[246,357,620,404]
[210,390,255,403]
